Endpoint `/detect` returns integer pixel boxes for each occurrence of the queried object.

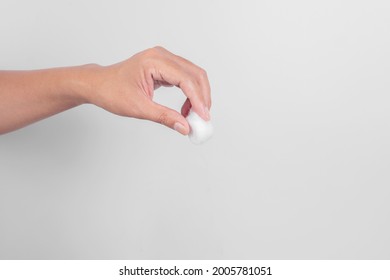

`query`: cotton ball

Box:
[186,109,214,144]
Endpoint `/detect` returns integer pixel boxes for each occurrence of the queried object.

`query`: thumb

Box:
[145,102,190,135]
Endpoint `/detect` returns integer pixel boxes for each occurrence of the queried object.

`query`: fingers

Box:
[150,46,212,121]
[145,101,190,135]
[136,46,211,135]
[154,80,174,90]
[181,98,191,117]
[172,52,212,109]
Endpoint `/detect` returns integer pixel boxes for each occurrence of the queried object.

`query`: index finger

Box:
[164,49,212,108]
[148,47,211,121]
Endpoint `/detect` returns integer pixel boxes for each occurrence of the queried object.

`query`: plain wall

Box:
[1,0,390,259]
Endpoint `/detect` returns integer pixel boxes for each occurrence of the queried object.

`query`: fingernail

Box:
[204,106,211,121]
[174,122,187,135]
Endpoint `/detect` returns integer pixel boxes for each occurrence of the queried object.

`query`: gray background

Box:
[1,0,389,259]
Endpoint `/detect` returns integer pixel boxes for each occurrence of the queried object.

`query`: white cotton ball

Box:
[186,109,214,144]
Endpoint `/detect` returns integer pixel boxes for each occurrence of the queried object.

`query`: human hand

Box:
[82,46,211,135]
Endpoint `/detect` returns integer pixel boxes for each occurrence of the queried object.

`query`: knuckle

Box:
[143,47,162,59]
[182,79,196,93]
[139,48,163,67]
[152,45,166,52]
[198,68,208,80]
[157,112,169,126]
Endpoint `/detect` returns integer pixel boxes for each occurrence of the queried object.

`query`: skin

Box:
[0,46,211,135]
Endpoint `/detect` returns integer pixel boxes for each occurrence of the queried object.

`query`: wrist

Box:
[63,63,102,105]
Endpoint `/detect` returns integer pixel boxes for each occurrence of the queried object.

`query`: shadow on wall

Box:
[0,110,91,166]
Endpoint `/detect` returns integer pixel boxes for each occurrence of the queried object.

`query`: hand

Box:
[83,46,212,135]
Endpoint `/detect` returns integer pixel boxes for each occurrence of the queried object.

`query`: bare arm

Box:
[0,47,211,135]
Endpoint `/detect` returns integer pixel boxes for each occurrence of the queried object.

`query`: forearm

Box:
[0,65,94,134]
